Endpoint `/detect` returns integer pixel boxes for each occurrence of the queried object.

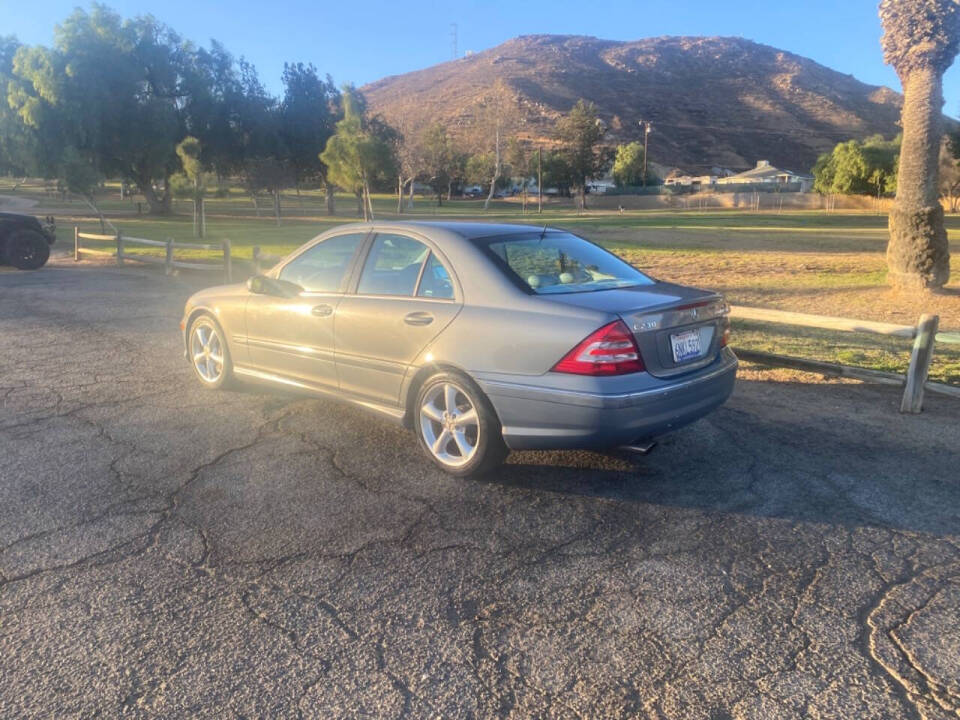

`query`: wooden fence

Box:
[74,227,232,282]
[67,231,960,412]
[729,305,960,413]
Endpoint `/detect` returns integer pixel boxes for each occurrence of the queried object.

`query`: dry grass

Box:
[580,225,960,384]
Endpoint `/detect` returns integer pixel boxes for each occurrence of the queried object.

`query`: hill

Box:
[361,34,905,174]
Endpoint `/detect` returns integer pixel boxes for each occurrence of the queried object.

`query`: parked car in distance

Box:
[0,213,56,269]
[181,222,737,476]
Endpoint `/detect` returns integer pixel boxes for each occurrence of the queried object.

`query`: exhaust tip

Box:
[618,441,657,455]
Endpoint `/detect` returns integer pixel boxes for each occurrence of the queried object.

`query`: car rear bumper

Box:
[477,348,738,450]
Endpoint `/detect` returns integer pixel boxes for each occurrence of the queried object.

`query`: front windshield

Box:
[479,231,654,294]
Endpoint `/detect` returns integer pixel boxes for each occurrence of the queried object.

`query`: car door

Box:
[244,232,367,388]
[334,233,462,405]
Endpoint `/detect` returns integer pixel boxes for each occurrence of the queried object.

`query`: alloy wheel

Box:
[419,382,480,468]
[191,321,225,383]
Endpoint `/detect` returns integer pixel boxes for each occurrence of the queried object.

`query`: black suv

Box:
[0,213,56,270]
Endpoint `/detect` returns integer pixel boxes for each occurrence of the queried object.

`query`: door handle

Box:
[311,304,334,317]
[404,311,434,326]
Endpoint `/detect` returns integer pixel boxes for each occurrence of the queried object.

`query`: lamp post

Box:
[639,120,653,188]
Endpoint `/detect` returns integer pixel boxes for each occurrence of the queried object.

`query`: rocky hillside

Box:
[362,34,905,174]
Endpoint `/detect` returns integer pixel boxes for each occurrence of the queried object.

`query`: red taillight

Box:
[552,320,645,376]
[719,316,731,347]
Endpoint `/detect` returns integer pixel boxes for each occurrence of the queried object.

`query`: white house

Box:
[716,160,812,190]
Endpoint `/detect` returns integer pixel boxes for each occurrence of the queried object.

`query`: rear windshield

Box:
[475,231,654,294]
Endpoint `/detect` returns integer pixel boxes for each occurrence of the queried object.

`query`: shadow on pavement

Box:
[480,378,960,538]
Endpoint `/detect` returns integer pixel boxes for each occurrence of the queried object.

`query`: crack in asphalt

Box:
[2,262,959,718]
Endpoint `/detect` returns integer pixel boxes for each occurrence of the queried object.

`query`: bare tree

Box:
[470,80,520,210]
[393,115,423,213]
[879,0,960,290]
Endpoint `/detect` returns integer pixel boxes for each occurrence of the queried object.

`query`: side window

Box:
[278,233,365,293]
[417,253,454,300]
[357,234,429,297]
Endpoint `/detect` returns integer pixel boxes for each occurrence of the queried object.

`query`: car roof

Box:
[351,221,557,241]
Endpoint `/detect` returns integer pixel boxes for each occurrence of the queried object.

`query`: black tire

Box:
[4,230,50,270]
[414,370,508,477]
[187,314,235,390]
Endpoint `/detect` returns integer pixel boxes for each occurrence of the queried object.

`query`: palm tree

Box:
[879,0,960,290]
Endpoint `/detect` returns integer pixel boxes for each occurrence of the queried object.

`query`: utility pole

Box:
[450,23,458,60]
[537,146,543,214]
[640,120,652,188]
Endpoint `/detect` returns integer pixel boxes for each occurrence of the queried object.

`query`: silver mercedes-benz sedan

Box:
[181,222,737,476]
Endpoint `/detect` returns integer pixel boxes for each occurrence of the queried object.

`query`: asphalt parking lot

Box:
[1,258,959,719]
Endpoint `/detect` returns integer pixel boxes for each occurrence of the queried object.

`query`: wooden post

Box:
[116,231,123,266]
[165,238,174,275]
[222,238,232,282]
[74,226,79,261]
[901,314,939,414]
[253,245,261,275]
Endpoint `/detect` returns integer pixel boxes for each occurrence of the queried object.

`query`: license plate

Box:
[670,329,702,363]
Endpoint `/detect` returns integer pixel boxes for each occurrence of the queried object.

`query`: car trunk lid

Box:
[543,282,728,378]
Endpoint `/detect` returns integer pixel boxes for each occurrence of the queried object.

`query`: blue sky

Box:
[5,0,960,115]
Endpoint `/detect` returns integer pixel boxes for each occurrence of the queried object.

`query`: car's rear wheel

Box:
[415,370,508,477]
[188,314,234,390]
[4,230,50,270]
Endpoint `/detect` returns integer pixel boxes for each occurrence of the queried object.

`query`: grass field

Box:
[4,180,959,384]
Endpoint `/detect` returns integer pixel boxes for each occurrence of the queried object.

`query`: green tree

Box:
[229,58,291,224]
[61,146,110,233]
[279,62,339,214]
[507,138,533,211]
[0,35,37,178]
[180,40,246,187]
[612,141,652,187]
[555,100,612,209]
[879,0,960,289]
[811,136,899,196]
[812,152,836,195]
[541,150,575,197]
[320,86,397,221]
[421,123,454,206]
[8,6,186,214]
[175,136,207,237]
[466,152,495,192]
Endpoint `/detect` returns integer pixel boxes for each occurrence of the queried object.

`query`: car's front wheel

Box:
[4,230,50,270]
[188,314,234,390]
[415,371,508,477]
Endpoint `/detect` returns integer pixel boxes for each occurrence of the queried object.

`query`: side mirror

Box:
[247,275,303,298]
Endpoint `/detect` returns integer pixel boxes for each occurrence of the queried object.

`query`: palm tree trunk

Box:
[887,65,950,289]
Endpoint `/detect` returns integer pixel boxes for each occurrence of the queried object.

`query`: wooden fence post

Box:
[116,231,123,266]
[253,245,261,275]
[74,226,79,261]
[901,314,939,414]
[165,238,174,275]
[222,238,232,282]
